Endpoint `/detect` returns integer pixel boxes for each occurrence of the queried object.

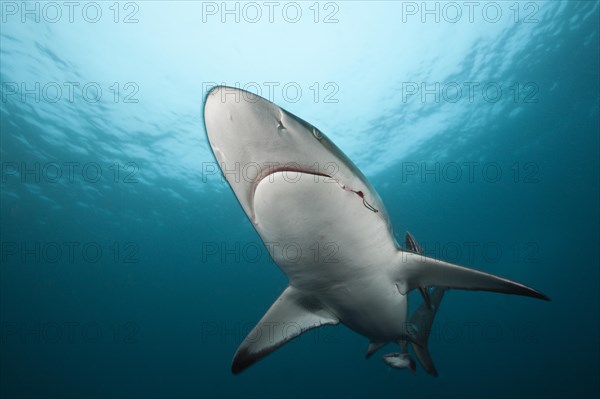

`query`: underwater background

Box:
[1,1,598,398]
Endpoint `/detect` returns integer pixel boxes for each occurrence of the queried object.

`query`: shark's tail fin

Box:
[394,252,550,301]
[408,287,446,376]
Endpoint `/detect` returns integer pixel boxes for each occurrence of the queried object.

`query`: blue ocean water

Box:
[1,1,598,398]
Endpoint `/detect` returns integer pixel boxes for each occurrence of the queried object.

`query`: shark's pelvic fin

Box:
[231,286,339,374]
[394,254,550,301]
[365,342,386,359]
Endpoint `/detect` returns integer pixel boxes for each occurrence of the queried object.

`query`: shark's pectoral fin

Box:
[394,253,549,301]
[231,286,339,374]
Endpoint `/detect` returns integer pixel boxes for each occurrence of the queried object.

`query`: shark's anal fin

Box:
[231,286,339,374]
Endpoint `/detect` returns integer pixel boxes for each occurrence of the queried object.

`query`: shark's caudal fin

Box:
[409,287,446,376]
[404,232,444,376]
[393,253,550,301]
[231,286,338,374]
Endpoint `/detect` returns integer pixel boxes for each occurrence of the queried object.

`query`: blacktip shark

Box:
[203,86,549,375]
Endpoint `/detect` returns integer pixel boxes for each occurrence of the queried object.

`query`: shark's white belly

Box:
[254,171,407,341]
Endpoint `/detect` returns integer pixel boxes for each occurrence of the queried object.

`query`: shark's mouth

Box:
[251,165,379,214]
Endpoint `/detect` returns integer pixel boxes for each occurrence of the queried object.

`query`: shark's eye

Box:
[312,128,323,140]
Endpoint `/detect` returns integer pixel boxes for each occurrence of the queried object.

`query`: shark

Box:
[203,86,549,375]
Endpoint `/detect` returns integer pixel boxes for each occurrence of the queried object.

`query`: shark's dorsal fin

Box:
[231,286,339,374]
[365,342,386,359]
[405,231,423,254]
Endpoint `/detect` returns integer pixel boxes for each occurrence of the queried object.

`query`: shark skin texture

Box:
[203,86,549,375]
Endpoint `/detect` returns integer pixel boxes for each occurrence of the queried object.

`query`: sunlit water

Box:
[1,1,598,398]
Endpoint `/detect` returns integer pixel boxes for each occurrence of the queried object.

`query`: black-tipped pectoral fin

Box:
[231,286,339,374]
